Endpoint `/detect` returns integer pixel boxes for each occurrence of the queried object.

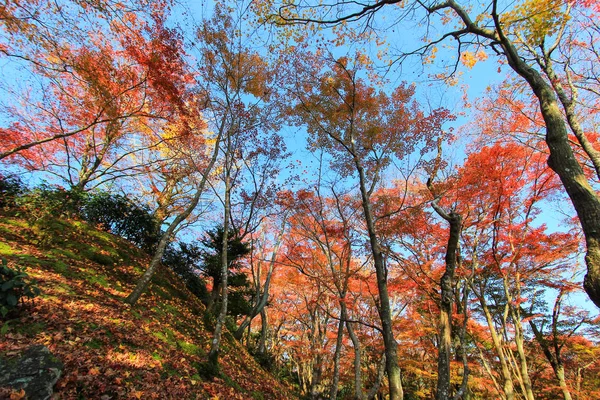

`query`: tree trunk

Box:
[234,219,285,340]
[208,137,232,366]
[354,157,403,400]
[258,309,268,355]
[367,354,387,400]
[329,312,345,399]
[435,211,462,400]
[478,296,515,400]
[496,20,600,309]
[529,316,573,400]
[124,128,223,306]
[506,278,535,400]
[206,282,220,314]
[345,305,364,400]
[125,186,203,306]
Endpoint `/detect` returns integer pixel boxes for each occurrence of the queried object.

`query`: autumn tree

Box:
[257,0,600,308]
[190,3,285,370]
[0,0,188,188]
[281,185,368,398]
[528,287,589,400]
[285,52,452,399]
[234,209,287,343]
[124,116,221,306]
[427,141,465,400]
[453,141,580,400]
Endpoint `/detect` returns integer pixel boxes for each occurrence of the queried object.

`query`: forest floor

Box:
[0,211,295,399]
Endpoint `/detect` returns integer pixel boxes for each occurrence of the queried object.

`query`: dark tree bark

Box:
[354,156,403,400]
[428,147,464,400]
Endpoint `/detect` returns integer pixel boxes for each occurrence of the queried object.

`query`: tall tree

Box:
[258,0,600,308]
[196,3,283,369]
[287,52,452,399]
[427,141,465,400]
[0,0,185,179]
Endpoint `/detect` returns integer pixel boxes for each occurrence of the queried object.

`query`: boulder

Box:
[0,345,63,400]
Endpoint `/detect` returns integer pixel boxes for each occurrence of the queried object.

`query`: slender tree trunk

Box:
[434,210,462,400]
[555,365,573,400]
[124,129,223,306]
[513,322,535,400]
[453,281,470,400]
[506,282,534,400]
[207,282,220,314]
[329,312,345,399]
[529,318,573,400]
[478,297,515,400]
[310,355,323,399]
[125,187,203,305]
[353,156,403,400]
[234,219,285,340]
[208,162,231,367]
[427,144,464,400]
[367,354,387,400]
[476,344,505,400]
[344,305,364,400]
[258,308,268,355]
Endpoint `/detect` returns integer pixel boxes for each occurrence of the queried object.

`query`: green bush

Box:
[82,191,161,252]
[0,175,25,209]
[0,258,41,318]
[162,242,208,302]
[17,184,87,222]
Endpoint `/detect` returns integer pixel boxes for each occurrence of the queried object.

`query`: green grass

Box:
[14,254,53,268]
[2,218,29,228]
[52,282,76,295]
[153,328,177,347]
[85,273,111,288]
[162,303,181,317]
[0,241,16,255]
[82,249,115,266]
[11,321,46,337]
[48,248,83,262]
[223,372,245,393]
[84,338,103,349]
[252,391,266,400]
[178,340,203,357]
[50,260,69,274]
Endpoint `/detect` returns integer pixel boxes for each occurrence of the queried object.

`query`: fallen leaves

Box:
[0,215,294,399]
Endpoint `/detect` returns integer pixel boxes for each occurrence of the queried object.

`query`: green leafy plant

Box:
[82,191,161,252]
[18,184,87,222]
[0,175,25,209]
[0,258,41,318]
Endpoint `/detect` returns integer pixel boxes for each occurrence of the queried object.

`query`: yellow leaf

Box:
[460,51,477,69]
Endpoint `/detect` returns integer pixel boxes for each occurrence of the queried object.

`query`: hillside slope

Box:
[0,212,294,399]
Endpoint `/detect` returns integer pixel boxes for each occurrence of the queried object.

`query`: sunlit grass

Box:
[0,241,16,255]
[0,213,295,399]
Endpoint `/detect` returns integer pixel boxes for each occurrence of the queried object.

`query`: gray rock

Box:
[0,345,63,400]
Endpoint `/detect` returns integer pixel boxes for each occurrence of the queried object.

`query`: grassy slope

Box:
[0,212,294,399]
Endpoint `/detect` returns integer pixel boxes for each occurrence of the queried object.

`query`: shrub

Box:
[17,184,87,222]
[82,191,161,252]
[162,242,209,302]
[0,175,25,209]
[0,258,41,318]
